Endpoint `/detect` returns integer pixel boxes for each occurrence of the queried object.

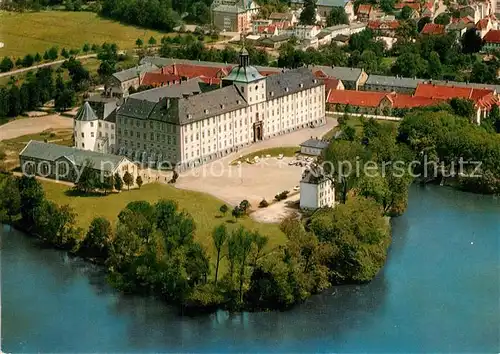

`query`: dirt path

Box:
[0,54,97,78]
[0,114,73,141]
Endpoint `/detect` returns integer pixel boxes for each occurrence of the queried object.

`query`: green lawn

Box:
[41,182,287,257]
[231,146,300,165]
[0,11,171,58]
[0,128,73,170]
[323,115,398,139]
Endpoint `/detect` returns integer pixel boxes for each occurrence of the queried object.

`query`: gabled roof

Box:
[367,20,400,30]
[157,85,248,125]
[213,4,246,13]
[313,65,363,82]
[266,67,323,99]
[327,89,387,107]
[20,140,126,172]
[112,63,158,82]
[129,78,203,102]
[365,74,424,88]
[414,83,493,101]
[483,29,500,43]
[300,138,330,149]
[141,72,181,86]
[476,17,490,30]
[421,23,445,35]
[357,4,372,14]
[75,102,98,122]
[384,93,444,108]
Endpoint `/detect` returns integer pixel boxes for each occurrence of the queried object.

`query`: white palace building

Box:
[74,48,326,170]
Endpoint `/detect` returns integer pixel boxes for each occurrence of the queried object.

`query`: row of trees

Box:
[0,57,92,117]
[398,110,500,194]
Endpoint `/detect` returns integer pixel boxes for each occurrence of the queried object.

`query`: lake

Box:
[1,185,499,353]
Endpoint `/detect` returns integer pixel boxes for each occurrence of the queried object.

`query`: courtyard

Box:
[175,118,336,221]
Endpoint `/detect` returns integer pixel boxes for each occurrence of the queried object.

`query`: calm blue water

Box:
[1,185,499,353]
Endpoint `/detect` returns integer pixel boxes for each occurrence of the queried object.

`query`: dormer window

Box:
[299,83,304,88]
[187,114,192,119]
[204,109,209,114]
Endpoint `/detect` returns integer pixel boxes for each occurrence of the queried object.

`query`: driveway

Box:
[0,114,73,141]
[175,119,336,210]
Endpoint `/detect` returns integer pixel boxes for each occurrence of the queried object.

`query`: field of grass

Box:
[41,181,287,259]
[231,146,300,165]
[0,11,170,58]
[323,115,398,139]
[0,128,73,169]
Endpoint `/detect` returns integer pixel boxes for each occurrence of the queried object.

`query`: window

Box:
[99,122,102,128]
[82,143,85,148]
[91,132,95,138]
[81,132,84,138]
[90,122,94,128]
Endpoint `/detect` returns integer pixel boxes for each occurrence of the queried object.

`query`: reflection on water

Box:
[1,185,499,353]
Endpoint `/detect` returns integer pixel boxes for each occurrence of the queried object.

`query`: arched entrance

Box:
[253,121,263,142]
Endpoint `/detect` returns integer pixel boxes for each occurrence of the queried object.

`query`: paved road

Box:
[0,114,73,141]
[0,54,97,78]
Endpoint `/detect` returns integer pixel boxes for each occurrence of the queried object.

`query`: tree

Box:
[18,176,45,227]
[43,51,50,61]
[399,5,414,20]
[148,36,157,47]
[0,175,21,223]
[359,50,379,73]
[239,200,251,214]
[61,48,70,59]
[434,12,450,25]
[450,98,475,119]
[34,52,42,63]
[219,204,228,216]
[22,54,34,67]
[74,159,98,194]
[470,61,496,84]
[483,104,500,133]
[82,43,90,53]
[392,51,427,78]
[461,28,482,54]
[417,16,432,33]
[98,60,115,80]
[323,140,366,203]
[251,232,268,267]
[299,0,317,25]
[326,6,348,26]
[123,171,133,190]
[114,172,123,191]
[380,0,395,13]
[0,57,14,73]
[212,224,228,284]
[136,175,143,189]
[79,217,113,259]
[54,88,75,111]
[135,38,144,48]
[48,46,59,60]
[232,206,244,219]
[427,51,442,79]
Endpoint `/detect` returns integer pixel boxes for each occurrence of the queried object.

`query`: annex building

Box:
[114,48,326,170]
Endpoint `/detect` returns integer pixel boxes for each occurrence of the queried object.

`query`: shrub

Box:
[274,190,289,201]
[259,199,269,208]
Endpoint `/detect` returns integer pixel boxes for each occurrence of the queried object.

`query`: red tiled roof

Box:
[414,83,494,102]
[327,89,386,107]
[324,78,341,91]
[483,29,500,43]
[140,72,181,86]
[162,64,232,79]
[421,23,445,35]
[259,70,281,76]
[357,4,372,14]
[385,93,444,108]
[368,20,400,30]
[394,2,420,10]
[314,70,329,78]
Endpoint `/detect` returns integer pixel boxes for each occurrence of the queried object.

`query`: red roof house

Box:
[421,23,445,35]
[483,29,500,46]
[140,72,181,87]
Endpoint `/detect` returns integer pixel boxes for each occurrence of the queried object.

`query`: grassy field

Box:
[0,128,73,169]
[231,146,300,165]
[41,181,287,258]
[323,115,398,140]
[0,11,170,58]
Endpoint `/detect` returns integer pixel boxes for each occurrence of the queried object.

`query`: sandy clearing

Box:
[0,114,73,141]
